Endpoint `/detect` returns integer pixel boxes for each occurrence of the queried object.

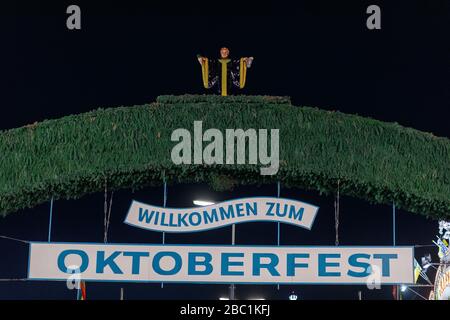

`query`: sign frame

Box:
[124,196,320,233]
[27,242,415,285]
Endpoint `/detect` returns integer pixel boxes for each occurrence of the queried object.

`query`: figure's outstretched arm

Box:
[197,54,208,66]
[231,57,254,89]
[243,57,254,68]
[197,54,212,89]
[233,57,254,67]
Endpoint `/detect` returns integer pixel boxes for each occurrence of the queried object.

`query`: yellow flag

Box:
[414,259,422,283]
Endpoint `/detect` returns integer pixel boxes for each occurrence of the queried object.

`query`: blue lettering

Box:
[203,208,219,224]
[188,252,213,275]
[178,213,188,226]
[160,212,169,226]
[188,212,201,226]
[153,211,159,225]
[318,254,341,277]
[276,203,287,217]
[246,202,258,216]
[123,252,149,274]
[57,250,89,273]
[287,253,309,276]
[252,253,280,276]
[169,213,177,227]
[236,203,244,217]
[373,254,398,277]
[289,206,304,221]
[221,253,244,276]
[153,251,182,275]
[96,251,123,274]
[347,253,371,278]
[265,202,275,216]
[138,208,155,224]
[219,205,235,220]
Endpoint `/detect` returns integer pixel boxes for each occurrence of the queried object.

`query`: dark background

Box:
[0,0,449,300]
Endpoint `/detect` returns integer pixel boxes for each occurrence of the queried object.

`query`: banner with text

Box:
[124,197,319,233]
[28,242,414,284]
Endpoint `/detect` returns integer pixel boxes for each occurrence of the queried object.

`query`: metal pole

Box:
[76,286,81,300]
[277,181,281,246]
[392,201,399,300]
[358,291,362,300]
[120,287,124,300]
[406,287,428,300]
[162,179,167,245]
[392,202,396,246]
[232,223,236,245]
[161,179,167,289]
[277,181,281,290]
[229,283,235,300]
[48,197,54,242]
[230,223,236,300]
[406,284,434,287]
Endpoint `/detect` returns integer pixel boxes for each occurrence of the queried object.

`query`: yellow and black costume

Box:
[198,55,249,96]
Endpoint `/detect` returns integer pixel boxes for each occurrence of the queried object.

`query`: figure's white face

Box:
[220,48,229,58]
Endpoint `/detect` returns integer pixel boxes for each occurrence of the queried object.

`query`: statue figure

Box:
[197,47,254,96]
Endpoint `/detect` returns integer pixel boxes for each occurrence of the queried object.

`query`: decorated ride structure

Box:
[428,221,450,300]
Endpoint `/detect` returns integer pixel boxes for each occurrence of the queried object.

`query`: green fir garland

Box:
[0,95,449,218]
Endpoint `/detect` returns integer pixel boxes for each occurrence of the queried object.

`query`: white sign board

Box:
[28,242,414,284]
[124,197,319,233]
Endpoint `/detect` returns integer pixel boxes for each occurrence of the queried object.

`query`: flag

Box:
[392,285,397,300]
[77,281,86,300]
[434,237,449,259]
[414,259,422,283]
[421,254,432,271]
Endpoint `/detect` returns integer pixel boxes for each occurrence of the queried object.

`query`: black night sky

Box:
[1,0,449,300]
